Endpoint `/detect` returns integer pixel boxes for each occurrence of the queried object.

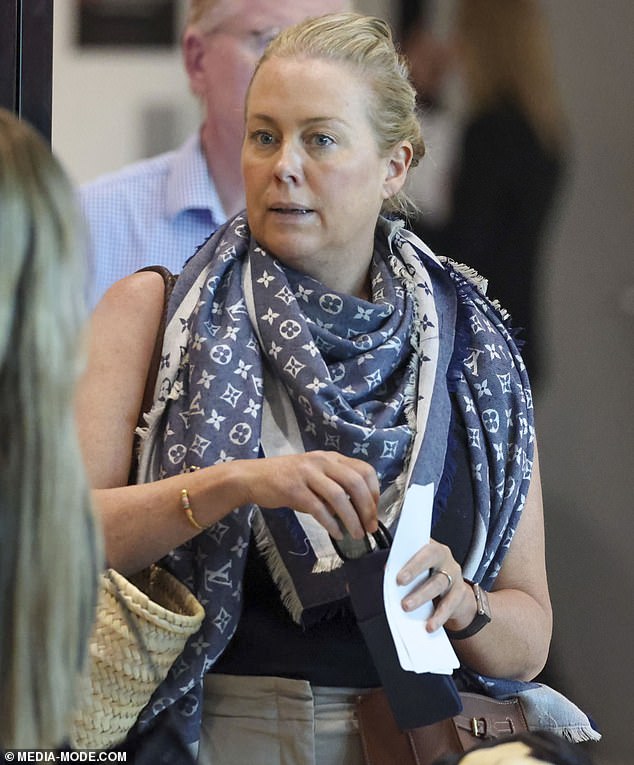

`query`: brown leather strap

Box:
[135,265,177,429]
[454,712,517,738]
[455,692,529,741]
[357,688,529,765]
[128,265,177,485]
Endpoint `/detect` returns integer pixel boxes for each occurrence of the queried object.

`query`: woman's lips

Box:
[269,206,313,215]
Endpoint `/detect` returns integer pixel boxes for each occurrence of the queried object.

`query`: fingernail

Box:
[402,598,414,611]
[398,570,412,585]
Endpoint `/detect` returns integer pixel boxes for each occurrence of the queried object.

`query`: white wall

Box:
[52,0,198,185]
[51,1,633,762]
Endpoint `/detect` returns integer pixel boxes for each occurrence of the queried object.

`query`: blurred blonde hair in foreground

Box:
[0,108,101,749]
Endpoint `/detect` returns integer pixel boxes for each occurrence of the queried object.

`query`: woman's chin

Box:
[255,232,319,270]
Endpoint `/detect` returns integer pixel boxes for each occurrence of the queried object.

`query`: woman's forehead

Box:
[247,57,369,118]
[252,55,362,92]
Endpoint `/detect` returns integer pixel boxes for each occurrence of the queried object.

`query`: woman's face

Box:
[242,56,410,294]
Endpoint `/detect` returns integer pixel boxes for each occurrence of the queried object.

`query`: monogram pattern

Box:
[443,259,534,584]
[134,215,534,745]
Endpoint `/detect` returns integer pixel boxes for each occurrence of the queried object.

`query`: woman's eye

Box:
[252,131,275,146]
[309,133,335,147]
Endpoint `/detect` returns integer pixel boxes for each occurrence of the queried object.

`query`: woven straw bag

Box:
[70,566,205,750]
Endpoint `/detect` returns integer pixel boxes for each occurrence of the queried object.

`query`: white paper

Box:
[383,483,460,674]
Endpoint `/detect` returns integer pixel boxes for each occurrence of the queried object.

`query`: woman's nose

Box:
[273,142,303,184]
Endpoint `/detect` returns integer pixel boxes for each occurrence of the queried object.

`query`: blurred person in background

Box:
[81,0,350,306]
[414,0,568,389]
[0,109,101,750]
[398,0,461,229]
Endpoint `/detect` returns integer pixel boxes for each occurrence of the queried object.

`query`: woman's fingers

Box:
[425,577,471,633]
[396,541,457,586]
[400,566,460,611]
[396,540,471,631]
[308,454,380,537]
[243,451,379,538]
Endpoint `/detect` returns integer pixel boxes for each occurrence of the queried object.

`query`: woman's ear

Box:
[382,142,414,200]
[182,29,207,99]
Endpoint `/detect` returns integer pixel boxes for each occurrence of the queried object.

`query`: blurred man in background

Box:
[81,0,350,305]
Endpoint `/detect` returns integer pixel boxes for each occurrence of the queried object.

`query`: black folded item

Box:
[342,548,463,729]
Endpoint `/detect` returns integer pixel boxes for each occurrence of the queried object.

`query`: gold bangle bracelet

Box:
[181,488,205,531]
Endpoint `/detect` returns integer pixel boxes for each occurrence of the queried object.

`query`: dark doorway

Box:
[0,0,53,142]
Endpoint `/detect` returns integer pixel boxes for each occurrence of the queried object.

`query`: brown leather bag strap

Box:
[357,687,530,765]
[136,265,178,429]
[127,266,177,486]
[453,692,529,741]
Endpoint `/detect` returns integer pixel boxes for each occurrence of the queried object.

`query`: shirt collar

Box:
[165,132,227,225]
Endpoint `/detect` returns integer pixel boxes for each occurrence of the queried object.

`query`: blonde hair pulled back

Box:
[252,12,425,218]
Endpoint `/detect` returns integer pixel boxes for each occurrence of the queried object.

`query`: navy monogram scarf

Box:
[134,213,534,745]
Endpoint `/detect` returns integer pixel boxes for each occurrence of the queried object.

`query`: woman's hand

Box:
[240,451,380,540]
[396,540,476,633]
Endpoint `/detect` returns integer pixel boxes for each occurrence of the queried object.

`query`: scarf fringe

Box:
[251,509,305,625]
[555,725,602,744]
[311,553,344,574]
[443,258,489,294]
[136,398,162,444]
[133,400,167,484]
[445,256,531,351]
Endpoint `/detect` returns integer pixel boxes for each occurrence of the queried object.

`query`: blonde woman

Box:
[0,109,101,749]
[416,0,568,387]
[77,12,553,762]
[78,12,598,763]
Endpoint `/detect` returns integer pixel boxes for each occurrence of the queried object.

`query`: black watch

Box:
[445,581,491,640]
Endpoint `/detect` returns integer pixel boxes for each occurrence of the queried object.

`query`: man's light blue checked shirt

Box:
[81,133,227,306]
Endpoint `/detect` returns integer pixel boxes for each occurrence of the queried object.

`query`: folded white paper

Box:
[383,483,460,674]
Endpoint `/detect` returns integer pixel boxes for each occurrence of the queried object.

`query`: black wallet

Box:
[336,528,463,729]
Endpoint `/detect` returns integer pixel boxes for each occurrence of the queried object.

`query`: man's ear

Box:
[182,29,207,98]
[382,142,414,200]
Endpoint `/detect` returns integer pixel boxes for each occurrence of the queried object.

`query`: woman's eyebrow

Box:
[247,114,351,129]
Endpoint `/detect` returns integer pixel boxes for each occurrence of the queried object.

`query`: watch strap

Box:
[445,581,491,640]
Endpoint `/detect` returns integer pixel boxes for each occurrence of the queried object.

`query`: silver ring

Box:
[433,568,453,595]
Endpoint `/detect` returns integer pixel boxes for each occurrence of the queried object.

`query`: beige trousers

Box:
[198,674,371,765]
